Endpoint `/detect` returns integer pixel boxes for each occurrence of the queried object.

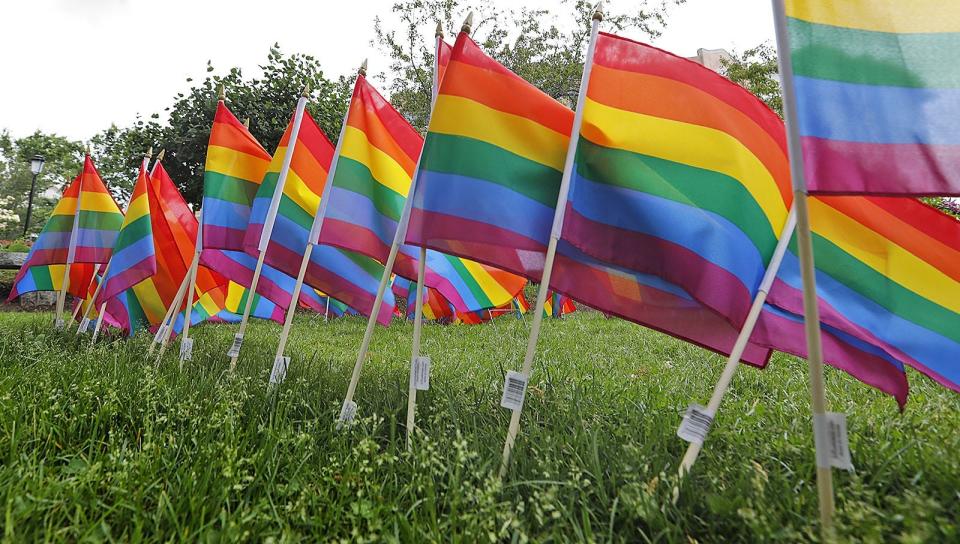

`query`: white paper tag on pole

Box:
[677,404,715,445]
[78,317,91,334]
[179,338,194,361]
[814,412,853,471]
[226,333,244,358]
[412,356,431,391]
[54,317,65,330]
[500,370,528,411]
[339,400,358,425]
[153,324,167,344]
[269,355,290,385]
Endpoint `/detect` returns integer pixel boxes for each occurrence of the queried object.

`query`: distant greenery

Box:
[0,311,956,541]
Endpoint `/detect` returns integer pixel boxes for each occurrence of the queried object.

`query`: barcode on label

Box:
[226,334,244,358]
[814,412,853,470]
[179,338,194,361]
[677,404,714,445]
[500,370,528,411]
[339,400,358,424]
[153,325,167,344]
[78,318,91,334]
[412,356,431,391]
[269,355,290,385]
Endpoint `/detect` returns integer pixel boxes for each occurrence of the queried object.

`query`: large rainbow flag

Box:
[242,107,395,326]
[14,154,123,271]
[563,33,792,327]
[782,0,960,195]
[406,32,772,365]
[754,196,960,406]
[317,75,526,313]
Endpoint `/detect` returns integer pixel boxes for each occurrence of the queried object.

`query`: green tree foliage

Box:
[373,0,684,131]
[90,46,350,206]
[723,43,783,117]
[0,131,84,239]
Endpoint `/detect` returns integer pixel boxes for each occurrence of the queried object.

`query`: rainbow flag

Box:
[221,280,285,324]
[17,155,123,268]
[564,33,792,327]
[543,291,575,318]
[242,108,395,326]
[393,276,456,321]
[202,101,274,248]
[782,0,960,195]
[407,32,772,365]
[436,38,453,88]
[753,196,960,406]
[9,262,97,302]
[170,283,230,334]
[317,75,526,313]
[202,249,325,313]
[98,163,156,302]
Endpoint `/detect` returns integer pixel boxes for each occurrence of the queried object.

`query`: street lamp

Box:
[24,154,45,236]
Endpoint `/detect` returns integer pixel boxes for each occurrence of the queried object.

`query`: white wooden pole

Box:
[324,297,330,322]
[229,87,311,371]
[77,261,108,333]
[498,5,602,478]
[405,246,428,448]
[267,62,366,385]
[771,0,834,535]
[678,206,797,475]
[180,210,203,346]
[147,266,190,356]
[155,250,198,365]
[91,302,107,342]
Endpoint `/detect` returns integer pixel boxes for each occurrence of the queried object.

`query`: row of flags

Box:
[6,0,959,532]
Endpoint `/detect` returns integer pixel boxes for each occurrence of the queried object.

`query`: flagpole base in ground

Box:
[267,243,314,388]
[405,246,428,449]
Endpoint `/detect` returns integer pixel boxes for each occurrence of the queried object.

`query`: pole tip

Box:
[461,12,474,35]
[218,85,226,101]
[242,117,251,129]
[592,1,604,21]
[359,59,368,77]
[435,21,444,38]
[145,146,153,159]
[85,143,91,156]
[302,82,311,97]
[156,148,165,162]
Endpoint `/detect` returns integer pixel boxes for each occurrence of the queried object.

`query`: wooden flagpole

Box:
[498,4,603,478]
[155,250,198,365]
[771,0,835,535]
[267,61,367,387]
[337,14,472,427]
[677,206,797,476]
[178,210,203,367]
[404,23,445,448]
[228,84,311,372]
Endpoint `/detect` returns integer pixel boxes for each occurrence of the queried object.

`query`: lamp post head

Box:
[29,155,45,175]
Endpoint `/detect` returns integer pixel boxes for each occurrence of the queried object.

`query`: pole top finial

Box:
[85,143,91,156]
[461,12,474,35]
[145,146,153,159]
[359,59,368,77]
[218,85,226,101]
[156,148,165,162]
[302,82,311,98]
[243,117,251,129]
[435,21,444,38]
[592,1,604,21]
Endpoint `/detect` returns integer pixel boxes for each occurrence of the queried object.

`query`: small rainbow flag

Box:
[98,163,156,302]
[9,262,97,303]
[782,0,960,195]
[543,291,575,318]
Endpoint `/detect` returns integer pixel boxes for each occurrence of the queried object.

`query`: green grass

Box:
[0,311,957,542]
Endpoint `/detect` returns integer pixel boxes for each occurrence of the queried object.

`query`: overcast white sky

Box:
[0,0,775,141]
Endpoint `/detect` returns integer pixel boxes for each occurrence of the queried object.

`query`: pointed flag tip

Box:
[461,12,474,35]
[435,21,444,38]
[593,1,604,21]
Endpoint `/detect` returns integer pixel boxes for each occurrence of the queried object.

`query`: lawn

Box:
[0,310,957,542]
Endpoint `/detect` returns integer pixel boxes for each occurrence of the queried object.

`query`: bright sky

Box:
[0,0,775,141]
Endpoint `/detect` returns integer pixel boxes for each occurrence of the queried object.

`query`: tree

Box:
[0,130,84,239]
[91,46,351,207]
[373,0,685,131]
[723,43,782,117]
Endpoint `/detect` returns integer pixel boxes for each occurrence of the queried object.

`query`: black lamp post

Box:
[24,154,45,237]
